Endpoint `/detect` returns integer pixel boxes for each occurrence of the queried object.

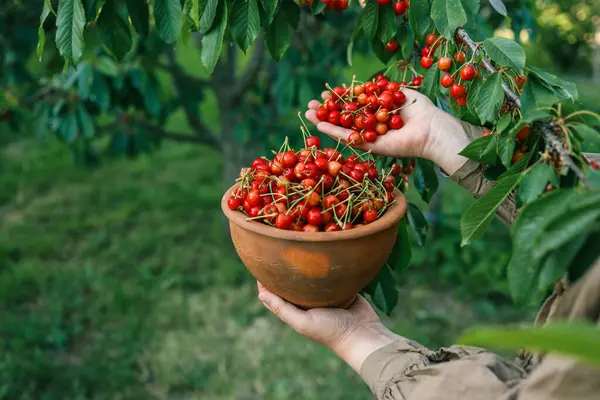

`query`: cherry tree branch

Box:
[100,119,220,149]
[456,28,521,107]
[230,35,266,102]
[166,49,217,143]
[456,27,589,186]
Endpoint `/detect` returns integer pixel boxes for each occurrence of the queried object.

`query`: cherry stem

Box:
[388,98,417,114]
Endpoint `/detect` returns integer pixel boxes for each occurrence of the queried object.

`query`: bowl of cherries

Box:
[222,79,411,308]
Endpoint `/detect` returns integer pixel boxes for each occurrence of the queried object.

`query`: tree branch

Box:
[456,27,589,187]
[166,49,218,144]
[100,119,220,149]
[230,35,266,102]
[456,28,521,107]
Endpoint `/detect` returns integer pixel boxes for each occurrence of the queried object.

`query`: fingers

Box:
[305,109,320,126]
[257,282,309,331]
[308,100,321,110]
[316,122,351,142]
[321,91,331,101]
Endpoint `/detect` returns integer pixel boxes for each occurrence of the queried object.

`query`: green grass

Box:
[0,133,535,399]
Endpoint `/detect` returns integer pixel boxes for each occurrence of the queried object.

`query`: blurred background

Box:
[0,0,599,398]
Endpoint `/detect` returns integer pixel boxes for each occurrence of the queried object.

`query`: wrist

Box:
[423,108,471,176]
[331,322,405,375]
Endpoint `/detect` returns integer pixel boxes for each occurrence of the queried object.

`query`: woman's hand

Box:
[257,282,404,373]
[305,88,473,175]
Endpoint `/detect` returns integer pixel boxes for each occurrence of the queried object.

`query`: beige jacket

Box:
[361,123,600,400]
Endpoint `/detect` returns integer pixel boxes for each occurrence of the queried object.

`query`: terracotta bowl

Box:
[221,185,408,309]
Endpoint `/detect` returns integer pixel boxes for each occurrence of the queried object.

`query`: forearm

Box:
[331,322,408,375]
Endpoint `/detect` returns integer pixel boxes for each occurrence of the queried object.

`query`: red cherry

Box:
[328,161,342,177]
[307,207,324,226]
[363,209,378,224]
[357,93,368,106]
[337,0,349,10]
[378,93,394,109]
[324,222,341,232]
[392,90,406,104]
[246,190,263,207]
[323,195,340,210]
[421,46,432,57]
[385,39,398,52]
[388,114,404,129]
[335,203,348,219]
[328,110,341,125]
[375,122,388,135]
[314,158,329,172]
[425,33,437,46]
[376,109,389,123]
[326,98,340,111]
[460,64,476,81]
[363,129,378,143]
[393,1,406,15]
[362,113,377,129]
[227,196,242,210]
[482,130,492,137]
[366,95,379,110]
[377,0,390,4]
[348,131,363,145]
[341,222,354,230]
[316,107,329,121]
[453,51,466,63]
[450,84,466,98]
[364,81,379,96]
[322,173,335,190]
[516,125,530,141]
[590,161,599,171]
[515,74,527,90]
[438,57,452,71]
[305,136,321,149]
[333,86,346,100]
[340,113,354,128]
[302,224,319,233]
[282,151,298,168]
[353,85,365,96]
[343,102,358,112]
[391,163,403,175]
[376,78,389,91]
[350,169,365,182]
[420,56,434,69]
[456,96,467,106]
[251,158,267,169]
[248,206,261,218]
[440,73,455,88]
[367,167,379,180]
[386,81,400,92]
[275,213,294,230]
[411,76,423,87]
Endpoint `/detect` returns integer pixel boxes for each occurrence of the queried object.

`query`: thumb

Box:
[258,282,310,331]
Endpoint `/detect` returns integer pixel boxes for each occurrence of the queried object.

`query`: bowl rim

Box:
[221,183,408,242]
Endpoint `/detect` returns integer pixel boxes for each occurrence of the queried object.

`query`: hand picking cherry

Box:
[314,76,415,147]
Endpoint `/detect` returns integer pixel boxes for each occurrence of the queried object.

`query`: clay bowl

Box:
[221,185,408,309]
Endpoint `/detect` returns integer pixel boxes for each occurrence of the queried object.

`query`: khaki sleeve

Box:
[445,121,519,226]
[360,339,526,400]
[506,256,600,400]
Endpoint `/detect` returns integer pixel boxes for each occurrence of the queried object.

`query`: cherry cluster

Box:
[319,0,349,11]
[418,33,527,107]
[376,0,410,15]
[315,75,415,146]
[227,136,411,232]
